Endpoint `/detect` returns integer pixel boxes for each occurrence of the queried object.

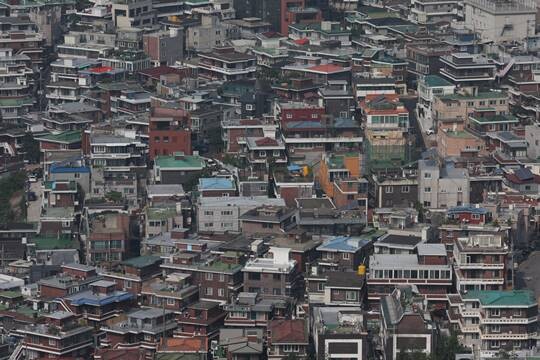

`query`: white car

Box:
[28,175,37,183]
[425,129,434,135]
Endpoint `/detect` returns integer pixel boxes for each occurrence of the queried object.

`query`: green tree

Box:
[21,134,40,164]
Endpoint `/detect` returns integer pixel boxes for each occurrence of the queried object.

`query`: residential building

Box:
[197,196,285,233]
[288,21,350,47]
[243,247,302,298]
[19,312,94,359]
[449,290,538,359]
[410,0,461,24]
[368,243,452,307]
[198,47,256,82]
[380,286,436,360]
[176,301,227,349]
[464,0,536,42]
[111,0,156,29]
[223,292,293,328]
[316,230,384,272]
[101,308,177,356]
[418,159,470,209]
[439,53,496,89]
[153,152,205,186]
[143,28,183,66]
[453,233,510,292]
[86,213,133,265]
[311,307,368,360]
[267,319,309,359]
[240,205,296,236]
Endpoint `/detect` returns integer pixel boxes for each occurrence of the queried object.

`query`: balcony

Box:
[482,316,538,324]
[481,332,537,340]
[456,262,505,270]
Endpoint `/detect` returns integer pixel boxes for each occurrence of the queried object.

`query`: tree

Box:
[21,134,40,164]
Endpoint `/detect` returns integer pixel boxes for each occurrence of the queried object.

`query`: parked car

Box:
[28,175,37,183]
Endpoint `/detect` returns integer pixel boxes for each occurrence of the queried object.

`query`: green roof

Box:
[32,234,79,250]
[446,130,476,139]
[289,22,351,35]
[439,91,507,101]
[122,255,161,268]
[44,180,77,191]
[155,152,205,170]
[147,207,177,220]
[0,97,34,107]
[469,114,519,123]
[36,130,81,144]
[0,291,22,299]
[200,261,243,273]
[424,75,453,88]
[464,290,536,307]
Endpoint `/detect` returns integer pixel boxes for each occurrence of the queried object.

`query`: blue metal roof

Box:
[50,165,90,174]
[65,291,134,306]
[199,177,235,190]
[317,236,371,252]
[447,206,487,215]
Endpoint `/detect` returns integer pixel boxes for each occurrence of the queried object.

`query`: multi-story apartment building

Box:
[198,47,256,82]
[243,247,303,299]
[223,292,293,328]
[464,0,536,43]
[453,233,510,293]
[448,290,538,359]
[18,311,94,359]
[88,131,146,206]
[111,0,156,29]
[439,53,496,89]
[0,48,34,125]
[418,159,470,209]
[160,255,244,303]
[380,286,436,360]
[101,308,177,356]
[410,0,461,24]
[197,196,285,233]
[148,107,191,160]
[368,243,452,308]
[86,212,133,265]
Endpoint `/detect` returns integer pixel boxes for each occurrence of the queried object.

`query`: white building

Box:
[197,196,285,233]
[464,0,536,42]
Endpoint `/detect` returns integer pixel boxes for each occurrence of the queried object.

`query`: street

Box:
[27,180,42,223]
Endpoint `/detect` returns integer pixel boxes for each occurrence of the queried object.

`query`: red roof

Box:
[161,337,206,352]
[89,66,114,73]
[505,173,540,184]
[269,319,308,344]
[139,66,188,79]
[255,137,278,146]
[307,64,347,74]
[294,38,310,45]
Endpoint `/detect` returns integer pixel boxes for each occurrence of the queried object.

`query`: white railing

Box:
[9,344,23,360]
[483,316,538,324]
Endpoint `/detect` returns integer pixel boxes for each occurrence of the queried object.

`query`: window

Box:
[424,172,432,178]
[286,113,292,119]
[490,309,500,317]
[273,288,281,295]
[221,210,232,216]
[283,345,300,352]
[472,214,480,220]
[125,280,132,289]
[311,113,318,119]
[49,339,56,346]
[385,186,393,194]
[401,186,410,193]
[514,309,522,317]
[248,272,261,280]
[273,150,281,157]
[167,298,175,305]
[245,104,253,111]
[424,187,431,193]
[342,253,350,260]
[218,288,225,297]
[273,273,281,281]
[205,287,213,296]
[219,273,225,282]
[346,291,358,301]
[163,136,169,143]
[491,325,501,333]
[74,173,81,179]
[204,211,213,216]
[491,340,500,349]
[205,273,213,281]
[318,282,325,291]
[259,150,266,157]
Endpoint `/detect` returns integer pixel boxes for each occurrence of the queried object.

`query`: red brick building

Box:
[149,107,192,160]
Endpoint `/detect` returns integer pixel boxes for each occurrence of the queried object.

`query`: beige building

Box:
[464,0,536,42]
[112,0,156,29]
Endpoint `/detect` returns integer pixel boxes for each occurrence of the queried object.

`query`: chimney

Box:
[174,152,185,160]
